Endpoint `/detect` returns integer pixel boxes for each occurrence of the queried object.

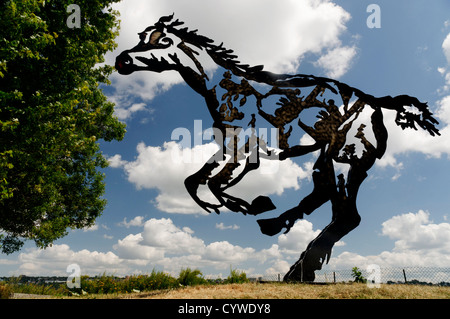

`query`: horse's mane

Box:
[148,14,369,92]
[145,14,440,137]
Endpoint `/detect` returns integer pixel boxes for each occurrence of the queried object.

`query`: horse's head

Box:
[115,15,176,75]
[115,14,212,78]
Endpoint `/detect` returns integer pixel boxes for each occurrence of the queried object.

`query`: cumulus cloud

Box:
[204,241,255,263]
[109,141,313,214]
[113,141,220,214]
[314,45,357,78]
[377,105,450,169]
[438,31,450,93]
[332,100,450,179]
[107,154,128,168]
[112,217,260,273]
[10,210,450,276]
[328,28,450,176]
[15,244,124,276]
[216,223,240,230]
[381,210,450,252]
[277,220,322,254]
[140,218,205,254]
[442,33,450,64]
[114,233,164,261]
[106,0,355,106]
[117,216,145,228]
[112,102,153,121]
[328,210,450,269]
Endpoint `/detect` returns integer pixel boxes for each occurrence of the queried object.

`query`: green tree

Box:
[0,0,126,254]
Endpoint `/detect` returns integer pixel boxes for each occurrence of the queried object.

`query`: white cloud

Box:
[442,33,450,64]
[15,244,124,276]
[328,210,450,270]
[331,100,450,178]
[113,217,260,272]
[140,218,205,254]
[117,216,145,228]
[120,141,219,214]
[112,102,153,121]
[438,31,450,93]
[107,154,128,168]
[277,220,322,254]
[216,223,240,230]
[314,45,357,78]
[381,210,450,252]
[378,103,450,165]
[204,241,254,263]
[112,217,204,266]
[264,259,291,275]
[114,233,164,261]
[10,210,450,277]
[360,28,450,174]
[106,0,355,105]
[112,141,312,214]
[82,224,99,232]
[0,259,17,267]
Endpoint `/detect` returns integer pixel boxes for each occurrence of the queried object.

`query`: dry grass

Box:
[12,282,450,299]
[128,282,450,299]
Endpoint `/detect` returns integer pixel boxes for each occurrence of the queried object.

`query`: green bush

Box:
[3,267,252,297]
[81,273,120,294]
[351,267,367,283]
[0,282,13,299]
[225,268,249,284]
[178,268,207,286]
[122,271,178,292]
[5,276,66,296]
[76,271,179,295]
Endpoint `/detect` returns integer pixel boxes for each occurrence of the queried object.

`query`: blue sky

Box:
[2,0,450,279]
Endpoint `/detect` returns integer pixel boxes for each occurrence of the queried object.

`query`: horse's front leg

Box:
[184,151,224,214]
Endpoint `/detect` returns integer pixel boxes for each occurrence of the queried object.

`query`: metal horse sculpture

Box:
[115,14,440,282]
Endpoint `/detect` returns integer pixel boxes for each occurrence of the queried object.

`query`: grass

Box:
[11,282,449,299]
[2,267,249,299]
[3,268,450,299]
[143,282,450,299]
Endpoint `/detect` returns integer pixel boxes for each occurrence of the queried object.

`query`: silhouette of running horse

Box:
[116,14,439,282]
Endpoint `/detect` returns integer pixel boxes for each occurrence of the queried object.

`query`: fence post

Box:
[333,272,336,283]
[278,274,280,282]
[402,269,407,284]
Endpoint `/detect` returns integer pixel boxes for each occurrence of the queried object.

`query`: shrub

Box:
[225,268,249,284]
[351,267,367,283]
[0,282,13,299]
[178,268,207,286]
[76,271,179,295]
[123,271,178,292]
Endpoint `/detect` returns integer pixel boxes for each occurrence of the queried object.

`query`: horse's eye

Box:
[149,31,163,45]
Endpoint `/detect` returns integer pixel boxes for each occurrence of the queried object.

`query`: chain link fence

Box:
[258,267,450,286]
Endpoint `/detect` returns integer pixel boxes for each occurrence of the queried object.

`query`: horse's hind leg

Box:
[284,198,361,282]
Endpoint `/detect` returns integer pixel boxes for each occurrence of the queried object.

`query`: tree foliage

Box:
[0,0,125,254]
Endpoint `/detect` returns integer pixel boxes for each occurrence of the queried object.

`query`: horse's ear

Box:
[143,26,156,32]
[159,13,174,24]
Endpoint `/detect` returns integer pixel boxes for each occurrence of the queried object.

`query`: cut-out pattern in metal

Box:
[116,14,440,282]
